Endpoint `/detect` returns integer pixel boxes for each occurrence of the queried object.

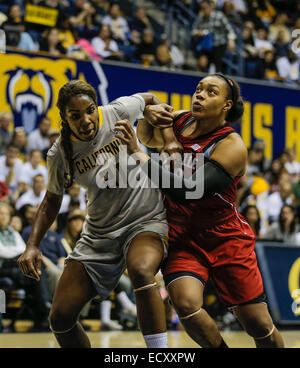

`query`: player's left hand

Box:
[114,120,141,155]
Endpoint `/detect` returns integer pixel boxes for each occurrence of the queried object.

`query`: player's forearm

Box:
[26,191,62,249]
[138,92,162,106]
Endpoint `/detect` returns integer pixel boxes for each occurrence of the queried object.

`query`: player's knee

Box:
[242,315,273,339]
[49,306,78,331]
[127,260,155,287]
[172,297,203,319]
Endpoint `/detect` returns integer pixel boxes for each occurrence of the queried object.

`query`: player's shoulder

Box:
[47,137,62,159]
[218,132,248,158]
[173,110,190,119]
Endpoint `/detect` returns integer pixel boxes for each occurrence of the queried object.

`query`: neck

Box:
[187,116,226,138]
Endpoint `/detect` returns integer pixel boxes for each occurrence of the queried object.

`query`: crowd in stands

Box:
[0,0,299,85]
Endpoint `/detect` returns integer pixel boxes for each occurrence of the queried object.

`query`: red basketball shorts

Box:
[162,214,264,307]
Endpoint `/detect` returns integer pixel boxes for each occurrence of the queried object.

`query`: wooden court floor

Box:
[0,322,299,348]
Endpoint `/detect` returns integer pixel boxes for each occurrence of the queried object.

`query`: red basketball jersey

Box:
[164,111,245,229]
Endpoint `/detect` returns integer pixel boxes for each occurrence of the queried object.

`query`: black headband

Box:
[214,74,237,102]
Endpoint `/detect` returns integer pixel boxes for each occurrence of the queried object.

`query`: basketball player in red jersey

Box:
[114,74,284,348]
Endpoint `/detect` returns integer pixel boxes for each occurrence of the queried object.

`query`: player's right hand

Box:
[144,104,174,128]
[18,246,42,281]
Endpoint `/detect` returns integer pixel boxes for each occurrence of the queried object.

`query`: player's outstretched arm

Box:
[18,191,62,281]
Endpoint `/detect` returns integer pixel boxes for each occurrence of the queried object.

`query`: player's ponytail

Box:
[214,74,244,123]
[60,121,74,188]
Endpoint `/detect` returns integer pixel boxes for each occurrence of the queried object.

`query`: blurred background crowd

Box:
[0,0,300,85]
[0,0,299,334]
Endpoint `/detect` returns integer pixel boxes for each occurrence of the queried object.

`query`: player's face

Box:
[191,76,232,121]
[64,95,99,141]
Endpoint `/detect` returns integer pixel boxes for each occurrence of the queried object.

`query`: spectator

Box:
[67,0,99,39]
[21,149,48,187]
[22,219,67,298]
[10,127,28,162]
[91,24,123,60]
[15,174,46,211]
[254,0,276,28]
[0,112,13,155]
[10,214,23,233]
[1,4,37,51]
[258,49,282,81]
[191,0,236,73]
[17,204,38,230]
[273,30,290,58]
[48,128,60,149]
[130,7,153,36]
[268,13,291,44]
[241,204,262,238]
[60,183,87,214]
[62,209,86,250]
[39,27,67,56]
[252,139,271,174]
[152,43,173,69]
[253,27,273,58]
[26,117,51,154]
[264,158,288,194]
[102,3,130,43]
[282,148,300,182]
[0,202,49,331]
[134,28,157,67]
[246,147,264,176]
[266,181,295,224]
[276,48,300,86]
[264,204,300,245]
[0,143,26,194]
[196,53,210,73]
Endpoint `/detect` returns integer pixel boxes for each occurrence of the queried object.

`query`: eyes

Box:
[69,106,96,121]
[195,87,217,96]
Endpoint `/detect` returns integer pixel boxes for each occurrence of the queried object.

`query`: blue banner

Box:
[256,242,300,325]
[1,49,300,161]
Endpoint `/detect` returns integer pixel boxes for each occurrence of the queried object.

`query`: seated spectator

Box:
[273,29,290,58]
[264,204,300,245]
[130,7,153,36]
[67,0,100,39]
[10,127,28,162]
[47,128,60,149]
[152,43,173,70]
[276,48,300,86]
[268,13,291,44]
[264,158,288,194]
[22,149,48,187]
[134,28,157,67]
[246,147,264,176]
[0,143,26,194]
[257,49,282,82]
[62,209,86,250]
[0,202,49,331]
[59,183,87,214]
[102,2,130,43]
[1,4,37,51]
[282,148,300,182]
[15,174,46,211]
[22,219,67,298]
[241,22,257,59]
[221,0,243,29]
[196,53,210,73]
[0,112,13,155]
[56,13,77,51]
[91,24,123,60]
[266,181,295,224]
[253,27,273,58]
[252,140,271,174]
[241,204,262,238]
[39,27,67,56]
[10,214,23,233]
[17,204,38,231]
[26,117,51,155]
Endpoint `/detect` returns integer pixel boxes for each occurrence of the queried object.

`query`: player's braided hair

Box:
[213,74,244,123]
[57,80,98,188]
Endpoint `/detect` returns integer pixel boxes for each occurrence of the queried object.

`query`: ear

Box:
[223,100,233,113]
